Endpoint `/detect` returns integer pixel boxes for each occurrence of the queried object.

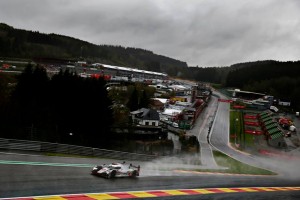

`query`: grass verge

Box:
[191,151,276,175]
[44,153,100,159]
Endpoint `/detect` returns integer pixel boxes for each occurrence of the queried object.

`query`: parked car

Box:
[270,106,279,113]
[172,122,179,128]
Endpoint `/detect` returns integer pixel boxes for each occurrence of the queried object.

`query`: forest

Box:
[0,64,158,148]
[0,23,231,79]
[1,22,300,111]
[0,23,187,76]
[225,60,300,110]
[0,65,115,148]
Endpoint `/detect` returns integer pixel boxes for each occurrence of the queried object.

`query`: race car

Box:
[91,162,140,179]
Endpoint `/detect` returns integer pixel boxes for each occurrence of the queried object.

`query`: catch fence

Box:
[0,138,157,161]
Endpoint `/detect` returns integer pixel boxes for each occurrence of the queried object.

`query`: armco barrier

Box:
[0,138,157,161]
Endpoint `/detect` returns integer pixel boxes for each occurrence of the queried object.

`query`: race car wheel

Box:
[110,170,116,178]
[131,170,137,178]
[107,170,116,179]
[91,166,102,175]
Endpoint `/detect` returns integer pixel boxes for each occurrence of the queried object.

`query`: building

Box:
[92,63,168,81]
[130,108,160,127]
[228,89,266,100]
[150,98,168,111]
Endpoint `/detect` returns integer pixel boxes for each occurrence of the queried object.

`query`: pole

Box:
[235,118,239,147]
[234,120,237,146]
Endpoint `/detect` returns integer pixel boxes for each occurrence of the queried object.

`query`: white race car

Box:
[91,162,140,179]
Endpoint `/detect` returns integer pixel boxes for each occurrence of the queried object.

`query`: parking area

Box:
[244,111,300,156]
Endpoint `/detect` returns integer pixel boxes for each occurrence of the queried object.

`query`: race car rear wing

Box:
[129,163,140,172]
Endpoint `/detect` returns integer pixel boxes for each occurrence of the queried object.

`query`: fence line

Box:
[0,138,157,161]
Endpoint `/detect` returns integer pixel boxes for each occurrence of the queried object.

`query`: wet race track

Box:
[1,91,299,199]
[0,151,299,199]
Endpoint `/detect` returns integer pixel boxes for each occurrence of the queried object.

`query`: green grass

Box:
[212,151,276,175]
[244,129,255,147]
[230,110,243,145]
[211,83,222,89]
[230,110,256,149]
[179,151,276,175]
[188,151,276,175]
[44,153,100,159]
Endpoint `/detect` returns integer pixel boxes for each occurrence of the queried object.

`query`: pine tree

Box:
[139,89,149,108]
[127,88,139,111]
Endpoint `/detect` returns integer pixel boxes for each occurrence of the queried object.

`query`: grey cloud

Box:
[0,0,300,66]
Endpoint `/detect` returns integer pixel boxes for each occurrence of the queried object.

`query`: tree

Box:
[8,64,50,140]
[139,89,149,108]
[2,65,115,147]
[127,87,139,111]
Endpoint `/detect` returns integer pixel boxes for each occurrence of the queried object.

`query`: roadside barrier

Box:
[0,138,157,161]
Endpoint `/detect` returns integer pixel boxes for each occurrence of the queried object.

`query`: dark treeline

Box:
[1,23,300,110]
[180,66,229,84]
[176,60,300,110]
[0,23,187,76]
[0,23,229,80]
[0,64,114,148]
[225,60,300,110]
[226,60,300,88]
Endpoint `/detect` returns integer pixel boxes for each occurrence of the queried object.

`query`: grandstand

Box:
[92,63,168,80]
[228,89,266,100]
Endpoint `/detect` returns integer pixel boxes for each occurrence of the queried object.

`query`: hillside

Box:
[225,60,300,110]
[0,23,187,75]
[1,23,299,109]
[178,60,300,110]
[226,60,300,88]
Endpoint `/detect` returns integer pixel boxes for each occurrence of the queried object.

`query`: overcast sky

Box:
[1,0,300,67]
